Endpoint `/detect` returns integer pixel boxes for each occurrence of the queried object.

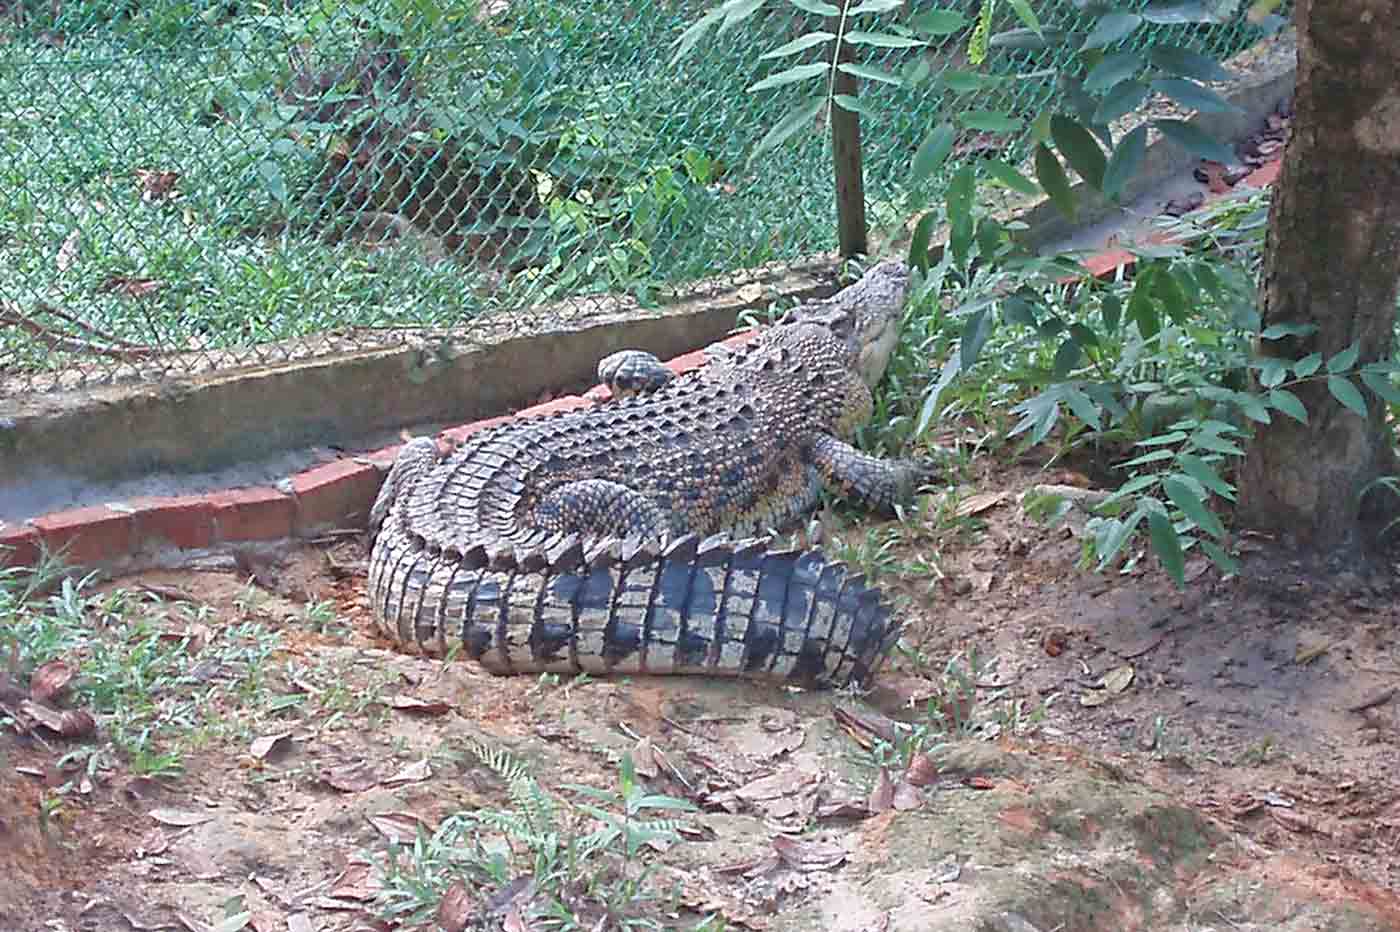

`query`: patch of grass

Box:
[376,742,708,929]
[0,552,280,780]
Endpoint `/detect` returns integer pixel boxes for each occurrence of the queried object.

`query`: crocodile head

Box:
[784,260,910,389]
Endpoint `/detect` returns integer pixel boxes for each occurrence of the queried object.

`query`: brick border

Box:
[0,158,1282,575]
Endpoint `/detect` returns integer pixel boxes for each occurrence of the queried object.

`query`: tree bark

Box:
[1237,0,1400,553]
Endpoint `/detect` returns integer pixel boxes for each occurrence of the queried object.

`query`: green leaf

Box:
[1009,389,1062,444]
[751,96,825,156]
[1177,453,1235,499]
[958,110,1024,132]
[1102,124,1146,200]
[1267,388,1308,423]
[786,0,840,14]
[1153,266,1189,324]
[911,10,968,35]
[912,123,957,182]
[1327,342,1360,374]
[1034,143,1075,219]
[1051,115,1106,189]
[917,352,963,435]
[1148,509,1186,585]
[982,159,1040,195]
[1360,366,1400,405]
[1093,80,1149,124]
[1082,12,1142,49]
[1101,293,1122,333]
[1190,432,1244,456]
[989,27,1067,49]
[1053,338,1083,377]
[1092,508,1147,570]
[1235,392,1271,424]
[848,0,905,12]
[1006,0,1043,34]
[908,212,939,272]
[759,32,837,59]
[1002,294,1039,327]
[1150,78,1243,114]
[943,69,1006,92]
[1163,476,1225,538]
[1256,357,1288,388]
[1143,0,1218,24]
[1084,51,1144,92]
[1292,352,1322,377]
[1063,385,1102,430]
[836,62,904,85]
[845,30,926,48]
[1123,448,1176,468]
[1151,119,1233,164]
[1327,375,1368,418]
[1127,267,1159,339]
[670,7,724,65]
[948,164,976,265]
[748,61,831,93]
[1199,540,1240,575]
[1149,45,1233,83]
[832,94,877,117]
[961,307,992,370]
[1260,321,1318,340]
[720,0,768,34]
[1137,431,1189,447]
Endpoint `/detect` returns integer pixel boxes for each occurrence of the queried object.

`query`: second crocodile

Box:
[368,260,925,687]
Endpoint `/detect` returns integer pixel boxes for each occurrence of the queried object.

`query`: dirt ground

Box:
[4,456,1400,932]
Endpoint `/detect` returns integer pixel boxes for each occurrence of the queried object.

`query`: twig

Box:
[1347,687,1396,714]
[1,302,161,360]
[34,300,148,349]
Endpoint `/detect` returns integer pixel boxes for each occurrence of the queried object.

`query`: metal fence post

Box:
[830,2,868,260]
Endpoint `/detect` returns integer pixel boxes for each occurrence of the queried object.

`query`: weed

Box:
[0,556,280,781]
[377,742,699,929]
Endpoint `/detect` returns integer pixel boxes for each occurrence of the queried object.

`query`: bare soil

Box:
[4,457,1400,931]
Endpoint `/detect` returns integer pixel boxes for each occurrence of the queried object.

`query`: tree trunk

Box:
[1237,0,1400,553]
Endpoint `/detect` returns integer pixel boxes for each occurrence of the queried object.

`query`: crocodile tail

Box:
[367,527,902,688]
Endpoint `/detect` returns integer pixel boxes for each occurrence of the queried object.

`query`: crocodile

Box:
[367,260,925,687]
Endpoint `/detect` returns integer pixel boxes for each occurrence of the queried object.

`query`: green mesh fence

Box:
[0,0,1273,395]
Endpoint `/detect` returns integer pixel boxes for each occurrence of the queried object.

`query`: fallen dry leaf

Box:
[29,660,74,702]
[869,768,895,813]
[1081,664,1135,707]
[366,810,430,844]
[20,700,95,738]
[814,796,871,821]
[381,758,432,787]
[892,779,923,811]
[320,763,379,793]
[248,732,293,761]
[149,808,215,827]
[832,705,898,749]
[286,915,314,932]
[328,863,381,901]
[437,881,475,932]
[389,695,453,715]
[56,230,81,272]
[631,737,660,779]
[135,168,181,202]
[771,835,846,871]
[904,752,939,787]
[100,276,164,298]
[955,490,1010,518]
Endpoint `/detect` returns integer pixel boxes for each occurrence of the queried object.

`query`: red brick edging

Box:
[0,158,1282,574]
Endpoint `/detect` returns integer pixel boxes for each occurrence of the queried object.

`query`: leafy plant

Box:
[377,742,698,928]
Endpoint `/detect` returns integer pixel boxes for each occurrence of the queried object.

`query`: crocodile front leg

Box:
[596,350,675,399]
[531,479,671,539]
[369,436,440,535]
[809,433,935,514]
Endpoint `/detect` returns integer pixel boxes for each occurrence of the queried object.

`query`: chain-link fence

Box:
[0,0,1271,396]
